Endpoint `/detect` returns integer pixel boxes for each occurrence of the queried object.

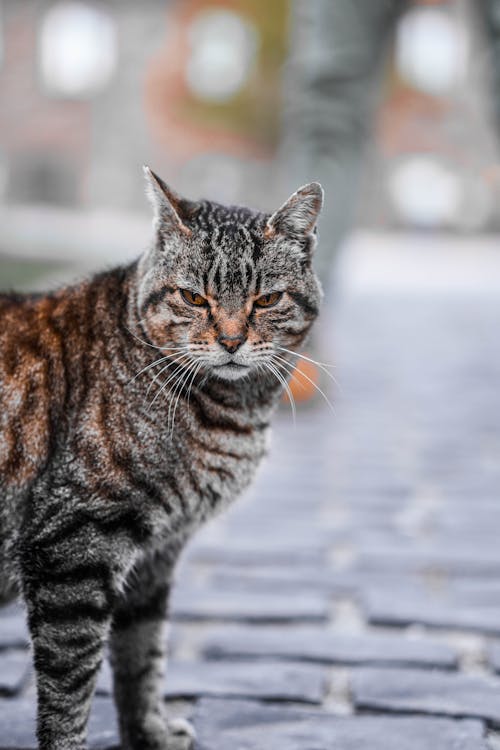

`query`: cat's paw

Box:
[165,718,196,750]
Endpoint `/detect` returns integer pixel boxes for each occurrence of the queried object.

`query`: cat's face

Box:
[137,168,323,382]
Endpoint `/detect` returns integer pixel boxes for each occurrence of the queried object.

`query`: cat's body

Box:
[0,170,323,750]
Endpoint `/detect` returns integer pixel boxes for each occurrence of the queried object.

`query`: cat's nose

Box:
[218,334,245,353]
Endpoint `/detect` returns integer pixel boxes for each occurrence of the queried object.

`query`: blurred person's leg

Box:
[280,0,406,404]
[282,0,407,288]
[478,0,500,135]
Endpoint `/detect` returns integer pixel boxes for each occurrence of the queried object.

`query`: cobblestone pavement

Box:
[2,238,500,748]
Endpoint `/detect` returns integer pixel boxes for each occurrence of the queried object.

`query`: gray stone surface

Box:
[201,625,458,669]
[192,698,488,750]
[0,614,29,651]
[488,642,500,674]
[97,659,327,704]
[355,545,500,577]
[0,699,36,746]
[185,538,327,566]
[171,586,329,623]
[352,668,500,727]
[363,589,500,635]
[0,651,32,696]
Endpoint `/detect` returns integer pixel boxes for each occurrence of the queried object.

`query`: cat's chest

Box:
[159,421,269,524]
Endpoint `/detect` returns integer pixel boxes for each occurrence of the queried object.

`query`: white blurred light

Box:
[40,2,117,97]
[396,8,467,95]
[389,157,462,228]
[185,10,258,103]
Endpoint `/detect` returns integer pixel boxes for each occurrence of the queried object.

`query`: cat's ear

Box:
[265,183,323,240]
[143,166,193,237]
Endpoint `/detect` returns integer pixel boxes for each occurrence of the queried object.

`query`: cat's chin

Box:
[212,363,251,381]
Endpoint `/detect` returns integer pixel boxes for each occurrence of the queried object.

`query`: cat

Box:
[0,167,323,750]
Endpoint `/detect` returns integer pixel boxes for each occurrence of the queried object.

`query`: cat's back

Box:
[0,267,134,495]
[0,290,67,491]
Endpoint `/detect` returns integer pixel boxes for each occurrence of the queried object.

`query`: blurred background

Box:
[1,0,500,290]
[4,3,500,744]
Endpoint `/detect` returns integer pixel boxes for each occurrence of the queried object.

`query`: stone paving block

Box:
[208,565,339,595]
[449,579,500,607]
[0,698,36,747]
[96,659,327,704]
[352,668,500,727]
[355,545,500,576]
[192,697,488,750]
[363,589,500,635]
[0,614,30,651]
[200,625,458,669]
[487,642,500,674]
[0,651,32,695]
[87,698,120,749]
[170,586,329,623]
[185,538,327,566]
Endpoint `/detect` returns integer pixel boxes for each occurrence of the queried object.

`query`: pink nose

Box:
[218,334,245,353]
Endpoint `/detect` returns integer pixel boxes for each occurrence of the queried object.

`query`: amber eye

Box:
[180,289,207,307]
[254,291,283,308]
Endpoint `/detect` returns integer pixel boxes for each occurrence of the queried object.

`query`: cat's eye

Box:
[254,291,283,308]
[180,289,208,307]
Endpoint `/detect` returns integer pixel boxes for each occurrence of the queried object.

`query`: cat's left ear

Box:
[143,166,193,237]
[265,182,323,241]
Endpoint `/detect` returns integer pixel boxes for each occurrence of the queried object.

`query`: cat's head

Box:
[137,167,323,381]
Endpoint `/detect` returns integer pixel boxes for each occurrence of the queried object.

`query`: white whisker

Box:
[266,361,296,425]
[167,358,199,434]
[145,351,190,399]
[276,346,341,391]
[126,326,189,353]
[148,357,191,411]
[272,354,336,416]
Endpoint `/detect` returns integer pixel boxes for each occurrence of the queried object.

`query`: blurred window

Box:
[396,7,468,95]
[185,9,258,103]
[0,2,3,69]
[39,1,117,98]
[389,156,462,228]
[8,154,78,206]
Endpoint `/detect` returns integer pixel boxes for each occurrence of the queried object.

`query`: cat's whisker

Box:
[186,359,205,411]
[126,326,188,353]
[128,353,186,386]
[266,360,296,425]
[275,346,341,391]
[276,346,336,369]
[167,359,200,434]
[171,360,204,436]
[256,360,295,425]
[147,355,192,411]
[271,354,337,416]
[145,351,191,399]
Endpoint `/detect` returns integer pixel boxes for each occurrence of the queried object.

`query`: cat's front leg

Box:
[22,552,129,750]
[110,547,195,750]
[20,487,139,750]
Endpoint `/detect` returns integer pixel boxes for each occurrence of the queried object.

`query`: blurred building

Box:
[0,0,287,215]
[0,0,499,287]
[284,0,500,243]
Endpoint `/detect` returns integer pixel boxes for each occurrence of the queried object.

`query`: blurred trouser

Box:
[479,0,500,134]
[281,0,407,287]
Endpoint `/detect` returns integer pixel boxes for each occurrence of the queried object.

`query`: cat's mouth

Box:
[213,361,250,380]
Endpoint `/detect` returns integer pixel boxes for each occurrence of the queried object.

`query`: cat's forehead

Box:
[185,201,270,296]
[192,200,265,235]
[174,200,299,299]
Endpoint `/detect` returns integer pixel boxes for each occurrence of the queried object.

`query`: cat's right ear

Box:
[143,166,192,237]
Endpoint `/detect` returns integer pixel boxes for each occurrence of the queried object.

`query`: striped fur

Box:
[0,171,323,750]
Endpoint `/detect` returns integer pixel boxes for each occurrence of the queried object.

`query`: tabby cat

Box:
[0,168,323,750]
